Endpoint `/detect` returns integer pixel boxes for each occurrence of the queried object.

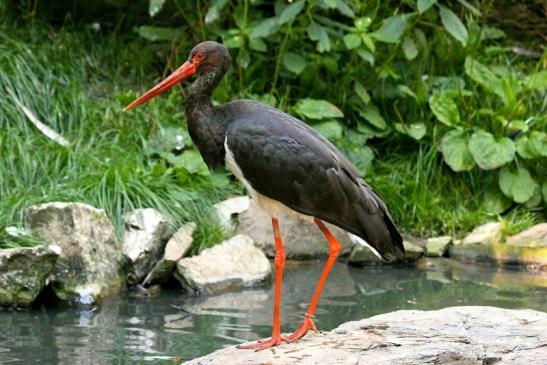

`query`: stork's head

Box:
[124,41,230,111]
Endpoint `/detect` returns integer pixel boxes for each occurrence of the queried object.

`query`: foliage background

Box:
[0,0,545,249]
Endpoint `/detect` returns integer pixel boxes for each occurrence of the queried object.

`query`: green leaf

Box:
[148,0,166,17]
[524,70,547,90]
[483,187,512,214]
[223,35,243,48]
[359,105,386,129]
[439,130,475,171]
[516,132,547,159]
[357,48,375,65]
[279,0,305,25]
[418,0,436,13]
[283,52,306,74]
[167,150,209,176]
[313,120,343,141]
[360,33,376,51]
[373,14,409,44]
[343,33,361,49]
[346,145,374,176]
[429,91,460,126]
[395,123,427,140]
[354,81,370,105]
[499,166,538,203]
[137,26,182,41]
[543,182,547,204]
[355,17,372,31]
[397,84,418,100]
[335,0,355,18]
[525,187,542,208]
[249,37,266,52]
[402,36,418,60]
[464,56,506,103]
[205,0,229,24]
[294,99,344,120]
[250,17,279,38]
[439,5,468,46]
[307,22,331,52]
[468,130,515,170]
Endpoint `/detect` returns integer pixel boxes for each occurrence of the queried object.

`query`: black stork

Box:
[125,41,404,350]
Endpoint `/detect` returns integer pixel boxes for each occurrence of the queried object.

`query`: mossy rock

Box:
[449,243,547,270]
[0,246,58,307]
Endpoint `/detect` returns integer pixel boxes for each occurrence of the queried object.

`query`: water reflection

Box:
[0,259,545,364]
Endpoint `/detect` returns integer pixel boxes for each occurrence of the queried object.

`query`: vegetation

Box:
[0,1,545,249]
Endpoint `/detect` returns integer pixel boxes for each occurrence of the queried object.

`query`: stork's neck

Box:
[184,67,228,169]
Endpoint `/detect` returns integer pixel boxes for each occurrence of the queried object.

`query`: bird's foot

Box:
[287,315,318,342]
[237,334,289,351]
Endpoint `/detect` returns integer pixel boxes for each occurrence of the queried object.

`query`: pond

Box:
[1,258,545,364]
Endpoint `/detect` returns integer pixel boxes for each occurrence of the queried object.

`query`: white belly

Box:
[224,137,313,221]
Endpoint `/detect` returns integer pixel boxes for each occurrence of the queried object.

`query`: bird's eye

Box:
[194,52,206,62]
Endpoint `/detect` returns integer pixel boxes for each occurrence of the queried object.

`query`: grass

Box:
[0,22,236,251]
[368,142,543,238]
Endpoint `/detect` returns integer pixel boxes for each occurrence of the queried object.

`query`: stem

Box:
[237,0,249,96]
[196,0,206,41]
[270,24,292,95]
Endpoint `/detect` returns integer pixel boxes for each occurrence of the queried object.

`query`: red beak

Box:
[124,61,197,111]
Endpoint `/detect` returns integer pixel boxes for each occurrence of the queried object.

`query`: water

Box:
[1,259,545,364]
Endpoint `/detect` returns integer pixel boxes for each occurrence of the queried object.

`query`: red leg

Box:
[238,218,288,351]
[287,218,342,342]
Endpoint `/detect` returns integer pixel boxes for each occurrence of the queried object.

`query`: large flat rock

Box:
[183,306,547,365]
[175,234,271,294]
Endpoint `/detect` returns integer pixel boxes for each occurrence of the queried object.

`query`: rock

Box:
[25,202,126,304]
[175,234,271,294]
[184,306,547,365]
[349,237,424,264]
[403,239,425,260]
[506,223,547,248]
[462,222,502,245]
[0,246,58,307]
[236,200,352,259]
[425,236,452,257]
[142,222,196,286]
[449,243,547,270]
[214,196,250,230]
[123,208,171,283]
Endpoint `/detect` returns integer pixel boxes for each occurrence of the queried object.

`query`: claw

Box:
[287,317,318,342]
[238,335,289,351]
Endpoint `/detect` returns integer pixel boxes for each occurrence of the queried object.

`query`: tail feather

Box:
[351,200,404,262]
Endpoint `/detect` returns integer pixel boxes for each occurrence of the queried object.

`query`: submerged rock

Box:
[0,246,58,307]
[25,202,126,304]
[123,208,171,284]
[425,236,451,257]
[449,243,547,270]
[175,234,270,294]
[462,222,502,245]
[506,223,547,248]
[143,222,196,286]
[236,200,352,259]
[184,306,547,365]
